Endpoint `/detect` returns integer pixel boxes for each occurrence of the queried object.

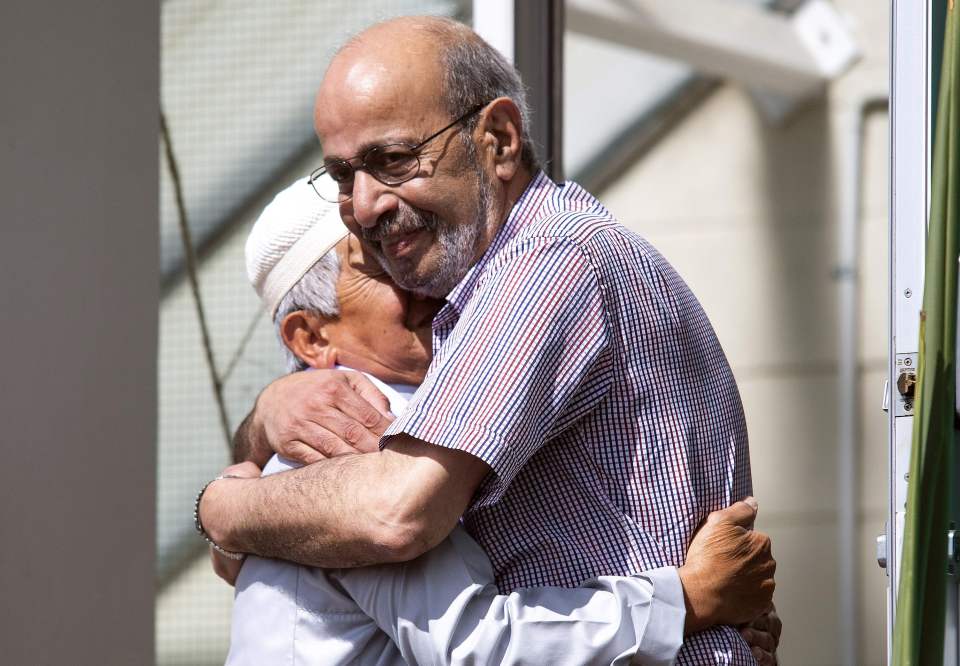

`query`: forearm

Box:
[202,452,418,568]
[333,529,685,666]
[201,436,482,568]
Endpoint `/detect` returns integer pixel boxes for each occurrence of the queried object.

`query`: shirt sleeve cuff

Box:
[380,411,518,508]
[635,566,686,665]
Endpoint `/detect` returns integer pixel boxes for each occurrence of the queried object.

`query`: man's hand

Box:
[210,544,245,586]
[678,497,776,634]
[740,604,782,666]
[235,369,395,466]
[208,462,261,585]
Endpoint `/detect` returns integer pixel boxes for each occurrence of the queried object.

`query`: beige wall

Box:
[597,1,889,663]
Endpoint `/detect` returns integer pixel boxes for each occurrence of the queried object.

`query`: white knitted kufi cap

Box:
[245,176,348,318]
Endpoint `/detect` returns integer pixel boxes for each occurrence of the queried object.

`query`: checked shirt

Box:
[383,171,754,664]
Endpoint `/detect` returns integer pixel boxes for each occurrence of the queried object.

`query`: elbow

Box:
[374,523,432,562]
[367,504,448,563]
[361,441,480,563]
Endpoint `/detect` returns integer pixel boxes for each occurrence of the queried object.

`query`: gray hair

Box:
[273,249,341,372]
[431,19,540,171]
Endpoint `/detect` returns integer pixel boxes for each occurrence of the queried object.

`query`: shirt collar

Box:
[442,170,558,314]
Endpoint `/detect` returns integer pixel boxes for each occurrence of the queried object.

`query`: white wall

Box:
[0,2,158,663]
[593,0,889,663]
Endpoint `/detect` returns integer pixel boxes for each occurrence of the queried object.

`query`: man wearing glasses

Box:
[199,16,775,664]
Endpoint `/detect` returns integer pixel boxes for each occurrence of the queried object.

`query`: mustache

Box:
[362,204,440,243]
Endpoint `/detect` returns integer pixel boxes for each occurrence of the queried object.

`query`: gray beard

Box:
[362,170,493,298]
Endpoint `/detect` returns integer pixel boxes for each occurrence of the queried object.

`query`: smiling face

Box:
[313,23,499,298]
[319,235,440,384]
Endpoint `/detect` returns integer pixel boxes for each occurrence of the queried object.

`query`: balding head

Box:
[338,15,474,56]
[311,16,536,298]
[318,16,537,170]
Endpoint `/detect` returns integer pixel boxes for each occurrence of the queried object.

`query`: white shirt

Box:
[226,370,686,665]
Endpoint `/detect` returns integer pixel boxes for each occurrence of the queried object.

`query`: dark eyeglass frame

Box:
[308,103,486,203]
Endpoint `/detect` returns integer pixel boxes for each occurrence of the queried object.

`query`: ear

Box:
[279,311,337,369]
[476,97,523,182]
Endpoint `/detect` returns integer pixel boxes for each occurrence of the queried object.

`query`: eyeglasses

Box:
[308,104,486,203]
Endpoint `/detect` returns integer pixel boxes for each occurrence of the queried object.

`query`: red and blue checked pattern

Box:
[384,172,754,664]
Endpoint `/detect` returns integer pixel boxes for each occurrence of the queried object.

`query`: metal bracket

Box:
[749,1,863,122]
[949,529,959,577]
[792,1,861,81]
[894,352,918,417]
[567,0,859,122]
[881,529,960,576]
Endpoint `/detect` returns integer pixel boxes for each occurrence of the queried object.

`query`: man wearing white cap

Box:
[217,179,779,665]
[243,174,434,394]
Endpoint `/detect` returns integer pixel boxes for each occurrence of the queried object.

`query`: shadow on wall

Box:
[749,99,845,665]
[751,98,887,665]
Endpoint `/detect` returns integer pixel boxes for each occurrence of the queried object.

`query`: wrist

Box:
[234,404,271,466]
[678,564,718,635]
[249,409,272,465]
[197,476,243,553]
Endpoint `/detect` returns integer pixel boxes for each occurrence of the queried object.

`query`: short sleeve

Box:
[383,236,611,505]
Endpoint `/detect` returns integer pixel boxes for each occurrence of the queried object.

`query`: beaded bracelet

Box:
[193,474,245,561]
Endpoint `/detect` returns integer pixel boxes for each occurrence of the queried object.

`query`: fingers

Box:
[751,646,777,666]
[765,607,783,646]
[323,372,395,446]
[740,627,777,653]
[750,611,770,632]
[279,441,328,465]
[748,532,777,589]
[747,610,781,648]
[282,415,369,458]
[252,368,397,461]
[310,404,384,454]
[725,531,776,624]
[221,461,262,479]
[210,547,245,586]
[741,605,781,666]
[748,530,774,562]
[343,371,394,419]
[709,497,758,529]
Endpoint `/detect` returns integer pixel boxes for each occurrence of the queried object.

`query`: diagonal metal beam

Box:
[567,0,858,100]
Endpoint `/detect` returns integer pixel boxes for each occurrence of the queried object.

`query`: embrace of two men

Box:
[195,15,780,666]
